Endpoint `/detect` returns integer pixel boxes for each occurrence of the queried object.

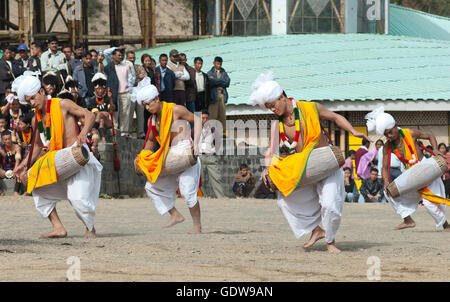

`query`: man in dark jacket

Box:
[207,56,230,136]
[179,53,197,113]
[154,54,176,103]
[191,57,209,112]
[28,41,43,75]
[73,51,98,99]
[360,168,385,203]
[0,47,16,103]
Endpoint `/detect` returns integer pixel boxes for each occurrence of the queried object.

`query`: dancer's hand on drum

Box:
[134,158,144,176]
[262,169,273,192]
[435,151,444,158]
[77,133,88,146]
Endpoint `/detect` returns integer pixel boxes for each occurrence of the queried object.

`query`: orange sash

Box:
[269,101,321,197]
[27,98,65,193]
[136,102,174,183]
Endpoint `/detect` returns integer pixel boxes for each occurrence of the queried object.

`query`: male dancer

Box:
[13,74,103,238]
[133,78,202,234]
[248,72,369,253]
[366,107,449,231]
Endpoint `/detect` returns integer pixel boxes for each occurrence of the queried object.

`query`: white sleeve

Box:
[178,66,190,81]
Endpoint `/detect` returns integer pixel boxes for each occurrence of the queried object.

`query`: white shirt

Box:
[196,71,205,92]
[6,60,12,70]
[199,125,215,154]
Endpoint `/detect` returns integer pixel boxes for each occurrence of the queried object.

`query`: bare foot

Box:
[85,227,96,238]
[303,226,325,248]
[164,213,185,228]
[327,242,341,254]
[40,227,67,239]
[395,216,416,230]
[443,221,450,232]
[188,225,202,234]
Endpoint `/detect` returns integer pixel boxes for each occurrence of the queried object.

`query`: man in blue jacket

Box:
[207,56,230,137]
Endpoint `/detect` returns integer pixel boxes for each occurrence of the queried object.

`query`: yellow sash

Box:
[136,102,174,183]
[401,129,450,206]
[269,101,321,197]
[27,98,65,193]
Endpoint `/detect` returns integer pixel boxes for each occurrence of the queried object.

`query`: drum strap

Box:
[387,140,392,183]
[143,115,160,149]
[26,118,39,169]
[321,125,333,145]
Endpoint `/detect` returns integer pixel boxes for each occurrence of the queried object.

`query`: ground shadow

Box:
[69,232,146,239]
[205,230,259,235]
[303,240,390,252]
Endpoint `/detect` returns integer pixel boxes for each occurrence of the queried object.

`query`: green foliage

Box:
[391,0,450,17]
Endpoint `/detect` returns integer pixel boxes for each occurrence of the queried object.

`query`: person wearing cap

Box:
[207,56,230,137]
[0,46,16,103]
[248,71,369,254]
[14,44,30,76]
[167,49,190,106]
[12,73,102,239]
[41,36,67,75]
[68,42,84,76]
[366,107,450,232]
[133,78,203,234]
[86,73,114,143]
[28,41,43,74]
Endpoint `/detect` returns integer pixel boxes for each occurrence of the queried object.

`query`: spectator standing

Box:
[141,54,156,134]
[41,36,67,78]
[126,51,146,139]
[60,45,73,79]
[439,143,450,198]
[354,138,370,176]
[343,167,359,203]
[342,150,356,179]
[199,110,224,198]
[154,54,175,103]
[357,139,384,180]
[167,49,190,106]
[360,168,385,203]
[68,42,84,76]
[232,163,256,198]
[207,56,230,137]
[104,48,134,137]
[192,57,209,112]
[73,51,98,100]
[28,41,43,74]
[0,47,15,102]
[179,53,196,113]
[150,58,157,72]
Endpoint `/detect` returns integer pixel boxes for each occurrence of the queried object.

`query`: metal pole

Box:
[215,0,220,36]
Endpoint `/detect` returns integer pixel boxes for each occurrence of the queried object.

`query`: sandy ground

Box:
[0,196,449,282]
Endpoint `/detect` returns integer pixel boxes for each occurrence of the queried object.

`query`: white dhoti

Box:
[145,140,202,215]
[386,159,447,227]
[32,144,103,231]
[277,168,345,243]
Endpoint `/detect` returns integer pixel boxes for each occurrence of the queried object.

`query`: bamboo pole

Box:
[330,0,344,33]
[221,0,226,34]
[261,0,271,24]
[221,0,234,36]
[288,0,301,28]
[150,0,155,47]
[18,0,24,43]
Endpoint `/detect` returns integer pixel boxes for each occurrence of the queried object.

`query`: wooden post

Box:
[330,0,344,33]
[117,0,123,36]
[193,0,199,35]
[142,0,150,48]
[150,0,155,47]
[221,0,226,33]
[340,112,346,152]
[221,0,234,36]
[18,0,24,43]
[261,0,271,24]
[330,121,336,145]
[82,0,88,49]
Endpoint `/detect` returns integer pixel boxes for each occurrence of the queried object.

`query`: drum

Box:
[159,143,197,176]
[267,145,345,192]
[23,146,90,187]
[386,156,448,198]
[135,143,198,177]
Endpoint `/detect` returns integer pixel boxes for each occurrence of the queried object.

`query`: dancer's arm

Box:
[317,103,372,142]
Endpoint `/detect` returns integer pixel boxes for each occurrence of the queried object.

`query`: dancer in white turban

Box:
[365,107,449,231]
[12,74,103,239]
[133,78,204,234]
[249,71,370,254]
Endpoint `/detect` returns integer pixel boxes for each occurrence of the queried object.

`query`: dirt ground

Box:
[0,196,449,282]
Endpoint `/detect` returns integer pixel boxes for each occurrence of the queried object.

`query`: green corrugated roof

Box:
[134,33,450,106]
[389,4,450,41]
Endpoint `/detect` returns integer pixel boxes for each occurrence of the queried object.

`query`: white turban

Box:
[12,73,42,105]
[132,77,159,104]
[248,71,283,108]
[365,106,396,136]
